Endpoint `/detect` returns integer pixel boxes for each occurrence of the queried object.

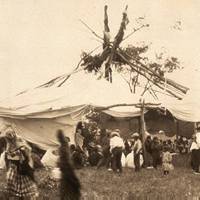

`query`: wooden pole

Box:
[194,122,197,134]
[176,119,179,140]
[140,99,147,167]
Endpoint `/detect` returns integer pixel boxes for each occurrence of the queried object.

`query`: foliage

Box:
[79,6,186,98]
[81,44,182,95]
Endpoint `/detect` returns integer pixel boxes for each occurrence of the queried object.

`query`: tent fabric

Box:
[0,116,79,150]
[103,108,142,118]
[0,72,145,116]
[161,89,200,122]
[0,71,198,150]
[0,72,152,150]
[41,149,59,168]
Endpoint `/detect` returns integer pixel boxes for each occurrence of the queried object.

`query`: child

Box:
[162,146,174,175]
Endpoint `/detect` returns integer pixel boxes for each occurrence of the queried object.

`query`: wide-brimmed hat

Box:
[131,132,140,138]
[111,131,120,137]
[159,130,165,134]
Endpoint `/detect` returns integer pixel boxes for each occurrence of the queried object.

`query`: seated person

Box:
[70,144,84,169]
[88,145,103,166]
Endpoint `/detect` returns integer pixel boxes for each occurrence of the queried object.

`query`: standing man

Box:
[144,135,153,168]
[131,133,142,172]
[192,124,200,174]
[97,129,110,169]
[110,131,124,173]
[151,137,162,169]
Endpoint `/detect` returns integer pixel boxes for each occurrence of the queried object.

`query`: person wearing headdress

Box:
[109,131,124,173]
[131,133,142,172]
[0,125,39,199]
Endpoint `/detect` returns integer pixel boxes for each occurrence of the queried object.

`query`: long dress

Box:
[162,151,174,171]
[5,141,39,199]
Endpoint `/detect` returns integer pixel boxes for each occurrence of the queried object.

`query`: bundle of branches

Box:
[80,5,189,99]
[81,44,148,72]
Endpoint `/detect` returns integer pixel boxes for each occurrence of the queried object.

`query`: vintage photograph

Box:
[0,0,199,199]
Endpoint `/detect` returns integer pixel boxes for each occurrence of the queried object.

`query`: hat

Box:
[96,132,101,136]
[111,131,120,137]
[159,130,165,134]
[131,132,139,138]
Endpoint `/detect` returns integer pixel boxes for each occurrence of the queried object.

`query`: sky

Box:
[0,0,200,99]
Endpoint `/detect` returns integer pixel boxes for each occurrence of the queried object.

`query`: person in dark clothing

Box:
[112,147,123,173]
[70,145,83,169]
[167,140,173,153]
[97,130,110,169]
[177,136,184,154]
[144,136,153,167]
[88,146,102,166]
[151,137,161,169]
[124,139,132,156]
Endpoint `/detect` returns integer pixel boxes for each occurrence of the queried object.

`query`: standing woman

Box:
[1,125,39,200]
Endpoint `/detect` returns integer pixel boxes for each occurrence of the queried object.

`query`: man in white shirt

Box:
[110,131,124,173]
[191,124,200,174]
[131,132,142,172]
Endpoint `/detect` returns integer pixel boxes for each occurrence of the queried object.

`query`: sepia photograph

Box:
[0,0,199,199]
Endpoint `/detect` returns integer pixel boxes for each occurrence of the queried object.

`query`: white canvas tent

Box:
[0,71,199,150]
[0,72,152,150]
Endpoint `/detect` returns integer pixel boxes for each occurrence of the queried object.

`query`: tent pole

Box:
[140,100,147,167]
[176,120,179,139]
[138,117,141,133]
[194,122,197,134]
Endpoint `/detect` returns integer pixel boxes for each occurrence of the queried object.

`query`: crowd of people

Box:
[0,120,199,199]
[71,121,179,175]
[70,121,200,177]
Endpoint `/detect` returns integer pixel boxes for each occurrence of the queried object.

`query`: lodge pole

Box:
[140,99,147,166]
[176,120,179,140]
[194,122,197,134]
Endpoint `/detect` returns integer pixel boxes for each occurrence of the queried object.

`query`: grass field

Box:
[0,154,200,200]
